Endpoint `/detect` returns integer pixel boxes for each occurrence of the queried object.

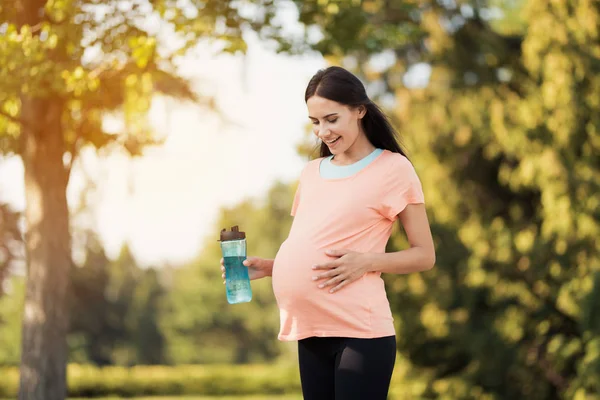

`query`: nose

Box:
[316,125,329,139]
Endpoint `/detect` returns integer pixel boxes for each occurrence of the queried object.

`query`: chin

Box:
[323,136,346,154]
[329,146,347,155]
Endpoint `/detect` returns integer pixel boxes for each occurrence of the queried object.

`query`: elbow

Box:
[422,249,436,272]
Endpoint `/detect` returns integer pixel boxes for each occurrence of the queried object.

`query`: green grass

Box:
[4,397,303,400]
[0,364,303,398]
[69,397,303,400]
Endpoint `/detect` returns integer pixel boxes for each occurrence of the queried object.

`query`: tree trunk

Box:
[18,96,71,399]
[14,0,72,399]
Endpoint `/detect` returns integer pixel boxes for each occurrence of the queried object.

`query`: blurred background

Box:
[1,0,599,399]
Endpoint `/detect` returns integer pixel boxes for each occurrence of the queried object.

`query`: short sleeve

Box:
[378,156,425,221]
[291,180,301,216]
[290,162,314,216]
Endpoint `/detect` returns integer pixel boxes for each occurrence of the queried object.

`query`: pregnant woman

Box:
[221,65,436,400]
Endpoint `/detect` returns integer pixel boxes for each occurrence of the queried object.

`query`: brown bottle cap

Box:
[219,225,246,241]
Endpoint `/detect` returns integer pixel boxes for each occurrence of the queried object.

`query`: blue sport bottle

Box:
[219,226,252,304]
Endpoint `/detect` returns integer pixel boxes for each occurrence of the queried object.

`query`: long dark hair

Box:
[305,66,408,159]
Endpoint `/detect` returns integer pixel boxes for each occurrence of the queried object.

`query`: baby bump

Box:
[272,239,328,304]
[272,239,374,312]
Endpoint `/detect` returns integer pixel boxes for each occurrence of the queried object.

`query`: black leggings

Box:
[297,335,396,400]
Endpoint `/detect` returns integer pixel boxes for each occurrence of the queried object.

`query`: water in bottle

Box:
[219,226,252,304]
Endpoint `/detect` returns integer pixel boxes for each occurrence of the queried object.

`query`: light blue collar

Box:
[320,148,383,179]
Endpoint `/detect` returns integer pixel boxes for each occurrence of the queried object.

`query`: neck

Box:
[331,133,375,166]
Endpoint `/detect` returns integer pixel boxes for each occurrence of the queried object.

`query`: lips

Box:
[324,136,341,145]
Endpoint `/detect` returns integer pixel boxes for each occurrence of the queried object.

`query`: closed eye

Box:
[311,118,338,125]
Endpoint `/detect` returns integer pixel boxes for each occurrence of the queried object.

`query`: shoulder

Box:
[298,157,324,181]
[307,157,324,168]
[380,151,417,176]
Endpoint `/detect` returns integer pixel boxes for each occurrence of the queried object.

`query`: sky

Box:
[0,23,326,267]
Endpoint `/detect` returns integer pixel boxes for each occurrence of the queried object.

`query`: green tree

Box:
[287,0,600,398]
[0,0,283,397]
[0,203,22,297]
[162,181,297,365]
[0,276,25,366]
[68,234,113,365]
[70,238,167,366]
[0,202,23,367]
[130,267,166,365]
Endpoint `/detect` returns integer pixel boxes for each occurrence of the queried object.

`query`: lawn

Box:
[69,397,302,400]
[4,397,303,400]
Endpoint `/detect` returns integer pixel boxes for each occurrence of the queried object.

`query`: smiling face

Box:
[307,95,369,162]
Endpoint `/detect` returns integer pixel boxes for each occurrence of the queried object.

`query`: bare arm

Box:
[243,257,274,279]
[221,257,274,282]
[368,203,435,274]
[311,204,436,293]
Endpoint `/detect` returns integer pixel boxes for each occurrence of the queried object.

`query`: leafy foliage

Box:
[69,237,167,366]
[0,203,21,296]
[0,0,284,158]
[290,0,600,398]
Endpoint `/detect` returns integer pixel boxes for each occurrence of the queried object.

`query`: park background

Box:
[1,0,599,399]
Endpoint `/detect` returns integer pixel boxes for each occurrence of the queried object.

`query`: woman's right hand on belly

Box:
[221,257,274,283]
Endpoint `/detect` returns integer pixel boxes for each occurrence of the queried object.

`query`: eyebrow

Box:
[308,113,338,120]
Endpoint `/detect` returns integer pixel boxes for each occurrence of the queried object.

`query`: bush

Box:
[0,364,302,397]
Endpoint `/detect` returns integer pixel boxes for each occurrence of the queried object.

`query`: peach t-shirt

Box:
[271,149,425,341]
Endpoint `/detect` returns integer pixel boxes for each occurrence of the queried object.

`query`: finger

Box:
[243,257,256,267]
[312,261,339,270]
[329,279,351,293]
[220,258,224,265]
[318,274,345,289]
[221,266,225,272]
[325,249,351,257]
[312,269,339,281]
